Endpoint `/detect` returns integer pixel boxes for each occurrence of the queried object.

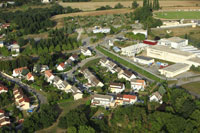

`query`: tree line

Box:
[143,0,160,10]
[96,3,124,11]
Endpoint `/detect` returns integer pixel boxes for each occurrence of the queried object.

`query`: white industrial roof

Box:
[161,63,189,72]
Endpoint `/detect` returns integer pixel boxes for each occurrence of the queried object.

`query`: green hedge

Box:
[96,46,163,82]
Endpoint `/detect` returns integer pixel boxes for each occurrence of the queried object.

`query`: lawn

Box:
[182,82,200,95]
[96,46,163,82]
[155,11,200,19]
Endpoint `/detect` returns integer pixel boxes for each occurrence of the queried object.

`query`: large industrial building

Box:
[159,63,190,78]
[147,45,200,67]
[158,37,188,49]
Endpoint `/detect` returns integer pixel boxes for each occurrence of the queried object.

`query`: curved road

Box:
[0,72,47,105]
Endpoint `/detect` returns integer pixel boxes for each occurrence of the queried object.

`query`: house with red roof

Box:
[131,79,146,92]
[26,72,34,81]
[115,94,137,105]
[0,109,10,127]
[44,70,55,84]
[12,67,28,77]
[57,62,66,71]
[0,84,8,94]
[13,88,30,110]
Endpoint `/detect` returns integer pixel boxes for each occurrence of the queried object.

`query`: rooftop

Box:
[92,94,113,100]
[135,56,153,61]
[160,63,189,72]
[149,45,194,57]
[167,37,187,43]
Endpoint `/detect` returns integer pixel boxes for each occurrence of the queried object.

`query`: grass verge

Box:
[96,46,163,82]
[155,11,200,19]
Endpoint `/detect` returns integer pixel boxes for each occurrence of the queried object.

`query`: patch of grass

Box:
[96,46,163,82]
[155,11,200,19]
[82,58,101,69]
[182,82,200,95]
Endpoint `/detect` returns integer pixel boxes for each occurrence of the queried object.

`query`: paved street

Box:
[0,72,47,106]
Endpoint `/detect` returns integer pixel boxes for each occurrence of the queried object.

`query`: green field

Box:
[96,46,163,82]
[182,82,200,95]
[155,11,200,19]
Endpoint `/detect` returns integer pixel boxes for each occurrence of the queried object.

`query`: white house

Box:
[26,72,34,81]
[0,110,10,127]
[133,56,155,65]
[131,79,146,92]
[99,58,117,73]
[108,40,114,46]
[149,91,163,104]
[44,70,55,84]
[12,67,28,77]
[69,54,78,62]
[41,0,52,3]
[81,48,92,56]
[93,28,110,34]
[132,29,148,38]
[91,94,114,107]
[115,94,137,105]
[71,87,83,100]
[57,63,66,71]
[118,70,136,81]
[0,84,8,94]
[0,41,4,48]
[109,83,125,94]
[158,37,188,49]
[121,43,149,57]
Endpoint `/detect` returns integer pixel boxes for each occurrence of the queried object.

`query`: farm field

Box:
[155,11,200,19]
[59,1,200,11]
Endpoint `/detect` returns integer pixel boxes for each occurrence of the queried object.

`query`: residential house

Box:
[12,67,28,77]
[93,28,110,34]
[26,72,34,81]
[149,91,163,104]
[115,94,137,105]
[0,109,10,127]
[71,87,83,100]
[57,62,66,71]
[118,70,136,81]
[132,29,148,38]
[109,83,125,94]
[53,76,72,93]
[81,48,92,56]
[33,65,49,73]
[80,69,104,87]
[41,0,52,3]
[13,88,30,110]
[91,94,114,107]
[99,58,117,73]
[0,84,8,94]
[44,70,55,84]
[131,79,146,92]
[69,54,78,62]
[10,43,20,57]
[133,56,155,65]
[0,41,4,48]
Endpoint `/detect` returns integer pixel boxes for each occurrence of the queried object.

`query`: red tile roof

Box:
[0,84,8,91]
[123,95,137,100]
[26,72,33,80]
[0,109,5,114]
[45,70,53,77]
[14,67,27,74]
[59,62,65,68]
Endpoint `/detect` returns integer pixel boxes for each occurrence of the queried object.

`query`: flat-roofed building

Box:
[133,56,154,65]
[158,37,188,49]
[91,94,114,107]
[159,63,190,78]
[109,83,125,94]
[147,45,200,67]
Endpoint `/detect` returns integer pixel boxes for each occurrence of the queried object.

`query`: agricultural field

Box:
[155,11,200,19]
[58,1,200,11]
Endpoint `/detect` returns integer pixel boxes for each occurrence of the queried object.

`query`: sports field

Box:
[155,11,200,19]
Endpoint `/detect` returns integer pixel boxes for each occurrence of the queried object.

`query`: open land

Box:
[59,1,200,11]
[155,11,200,19]
[182,82,200,95]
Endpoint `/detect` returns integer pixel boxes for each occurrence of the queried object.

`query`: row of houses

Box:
[0,109,10,127]
[99,58,146,92]
[12,67,34,81]
[44,70,83,100]
[91,94,138,108]
[13,88,30,110]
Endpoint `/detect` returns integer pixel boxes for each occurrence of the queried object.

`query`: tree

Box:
[132,0,139,9]
[55,45,61,52]
[78,126,95,133]
[67,126,77,133]
[114,3,124,9]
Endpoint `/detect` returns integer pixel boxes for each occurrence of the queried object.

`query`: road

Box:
[0,72,47,106]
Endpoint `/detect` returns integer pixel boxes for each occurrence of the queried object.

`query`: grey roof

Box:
[92,94,113,100]
[161,63,189,72]
[135,56,153,61]
[149,45,194,57]
[53,76,61,83]
[167,37,186,43]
